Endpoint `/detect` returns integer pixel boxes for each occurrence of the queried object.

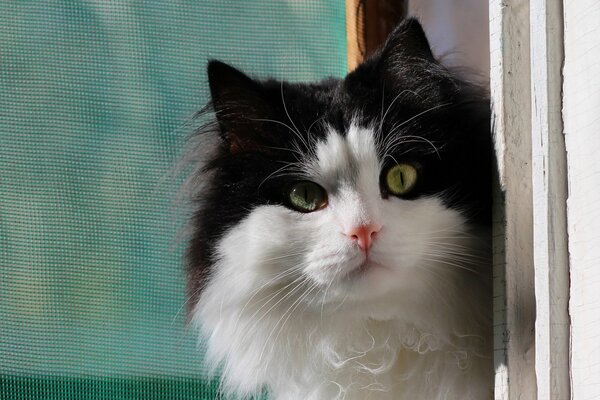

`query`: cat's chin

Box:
[318,261,403,309]
[344,259,387,280]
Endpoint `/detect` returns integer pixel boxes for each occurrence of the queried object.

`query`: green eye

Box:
[385,163,418,196]
[287,181,328,212]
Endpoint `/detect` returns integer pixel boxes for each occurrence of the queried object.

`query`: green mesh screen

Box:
[0,1,346,398]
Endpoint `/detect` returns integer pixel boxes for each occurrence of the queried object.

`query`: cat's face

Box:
[212,123,472,309]
[187,20,491,315]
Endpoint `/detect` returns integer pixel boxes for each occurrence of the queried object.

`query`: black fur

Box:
[186,18,491,308]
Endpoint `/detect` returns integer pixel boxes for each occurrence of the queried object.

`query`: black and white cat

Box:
[186,19,492,400]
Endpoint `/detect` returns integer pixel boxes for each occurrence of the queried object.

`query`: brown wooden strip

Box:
[346,0,407,72]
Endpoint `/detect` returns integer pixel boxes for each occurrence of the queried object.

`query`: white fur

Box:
[192,124,492,399]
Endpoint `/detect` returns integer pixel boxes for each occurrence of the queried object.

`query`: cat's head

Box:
[186,18,491,316]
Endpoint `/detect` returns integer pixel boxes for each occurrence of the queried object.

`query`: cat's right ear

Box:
[207,60,274,153]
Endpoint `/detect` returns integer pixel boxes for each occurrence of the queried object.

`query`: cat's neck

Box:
[262,307,490,400]
[196,262,491,400]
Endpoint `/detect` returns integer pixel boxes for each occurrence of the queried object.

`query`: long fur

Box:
[185,19,492,400]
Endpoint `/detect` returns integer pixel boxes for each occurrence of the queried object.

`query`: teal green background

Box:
[0,1,346,398]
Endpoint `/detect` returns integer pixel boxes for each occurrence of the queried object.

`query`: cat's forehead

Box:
[307,123,380,192]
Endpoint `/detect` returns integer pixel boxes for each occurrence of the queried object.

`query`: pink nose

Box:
[344,223,381,251]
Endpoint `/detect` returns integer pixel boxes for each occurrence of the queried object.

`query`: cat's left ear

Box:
[377,18,457,100]
[380,18,435,65]
[207,60,276,153]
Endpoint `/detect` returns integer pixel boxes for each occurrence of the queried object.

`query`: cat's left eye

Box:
[384,163,419,197]
[286,181,328,213]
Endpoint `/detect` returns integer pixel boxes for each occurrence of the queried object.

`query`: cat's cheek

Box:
[214,205,306,281]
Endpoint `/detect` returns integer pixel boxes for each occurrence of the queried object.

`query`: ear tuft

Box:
[381,18,435,63]
[369,18,456,103]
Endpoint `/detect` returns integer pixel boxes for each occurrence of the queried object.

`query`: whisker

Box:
[258,280,320,364]
[250,117,298,138]
[222,273,309,380]
[381,102,452,159]
[378,89,416,134]
[261,145,304,159]
[258,251,307,263]
[249,116,308,155]
[228,266,305,334]
[306,115,325,145]
[280,82,308,149]
[248,274,308,328]
[421,257,479,274]
[320,279,334,322]
[172,286,203,326]
[257,163,297,191]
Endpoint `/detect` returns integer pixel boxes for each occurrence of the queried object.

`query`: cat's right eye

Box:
[286,181,328,213]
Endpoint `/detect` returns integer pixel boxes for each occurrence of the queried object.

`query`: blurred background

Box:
[0,1,346,398]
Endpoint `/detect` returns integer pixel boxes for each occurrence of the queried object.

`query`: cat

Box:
[185,18,493,400]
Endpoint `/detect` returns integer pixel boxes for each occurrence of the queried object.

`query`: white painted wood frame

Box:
[564,1,600,399]
[530,1,570,399]
[490,0,537,398]
[491,0,575,398]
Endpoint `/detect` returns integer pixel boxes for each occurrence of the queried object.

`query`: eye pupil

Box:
[384,163,418,196]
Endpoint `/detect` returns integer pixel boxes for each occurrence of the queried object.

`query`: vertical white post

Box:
[530,1,570,399]
[563,1,600,399]
[489,0,537,398]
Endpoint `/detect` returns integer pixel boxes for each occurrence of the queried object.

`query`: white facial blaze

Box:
[312,124,383,231]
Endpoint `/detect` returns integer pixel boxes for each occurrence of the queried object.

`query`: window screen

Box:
[0,1,346,398]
